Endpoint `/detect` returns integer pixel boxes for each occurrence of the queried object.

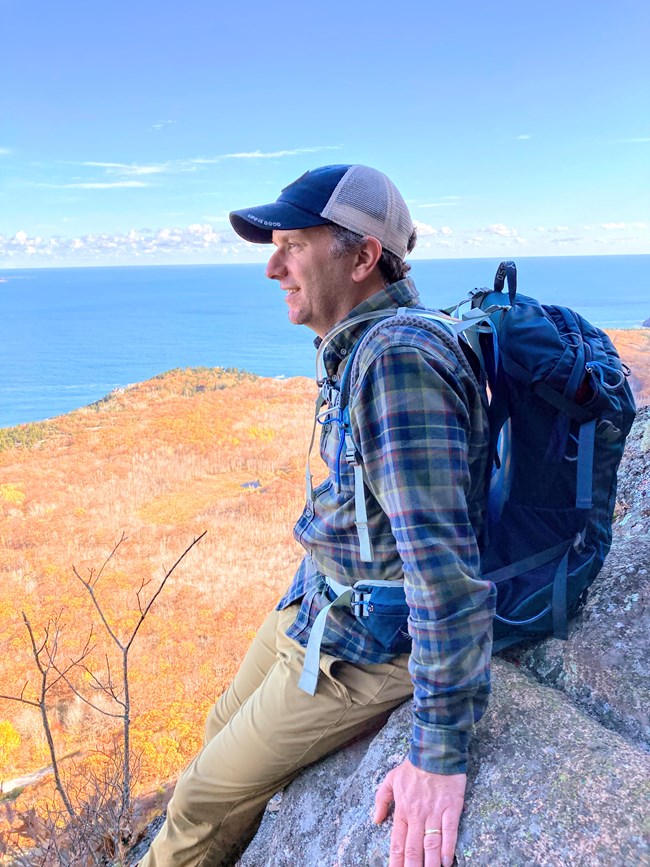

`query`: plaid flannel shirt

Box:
[277,277,496,774]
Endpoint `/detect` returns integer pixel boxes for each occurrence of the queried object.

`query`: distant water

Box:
[1,255,648,429]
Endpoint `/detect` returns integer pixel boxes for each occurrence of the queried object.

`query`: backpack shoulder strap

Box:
[330,308,482,563]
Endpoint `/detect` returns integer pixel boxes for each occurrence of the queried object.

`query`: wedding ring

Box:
[424,829,442,835]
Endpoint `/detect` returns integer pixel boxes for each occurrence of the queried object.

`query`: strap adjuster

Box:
[351,588,371,617]
[596,419,621,443]
[344,433,358,465]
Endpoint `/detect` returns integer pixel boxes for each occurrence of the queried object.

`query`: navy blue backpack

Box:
[465,261,636,650]
[303,260,637,673]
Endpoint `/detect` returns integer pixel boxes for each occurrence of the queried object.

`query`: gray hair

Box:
[328,224,417,285]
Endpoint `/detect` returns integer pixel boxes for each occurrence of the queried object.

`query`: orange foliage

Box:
[0,367,317,818]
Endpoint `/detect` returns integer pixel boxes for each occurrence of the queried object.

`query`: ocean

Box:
[1,254,648,429]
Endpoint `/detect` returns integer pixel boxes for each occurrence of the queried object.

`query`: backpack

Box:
[456,261,636,650]
[301,260,636,684]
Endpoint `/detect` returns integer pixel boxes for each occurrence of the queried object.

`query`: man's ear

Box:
[351,236,383,283]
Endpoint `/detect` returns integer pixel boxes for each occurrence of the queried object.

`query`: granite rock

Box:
[238,408,650,866]
[133,410,650,866]
[240,660,650,867]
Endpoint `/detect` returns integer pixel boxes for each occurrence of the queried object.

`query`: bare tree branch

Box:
[93,532,127,588]
[47,629,96,691]
[0,688,39,709]
[21,613,75,819]
[49,667,124,720]
[73,563,123,651]
[126,531,206,652]
[4,530,206,861]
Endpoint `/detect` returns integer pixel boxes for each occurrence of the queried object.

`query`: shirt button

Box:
[304,508,313,518]
[340,348,348,356]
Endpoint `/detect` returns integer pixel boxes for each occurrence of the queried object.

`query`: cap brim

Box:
[229,202,329,244]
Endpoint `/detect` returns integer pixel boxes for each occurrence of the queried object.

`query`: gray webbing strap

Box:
[315,307,469,383]
[305,392,328,506]
[297,576,352,696]
[344,431,373,562]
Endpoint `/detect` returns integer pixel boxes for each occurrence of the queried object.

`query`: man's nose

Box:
[266,248,286,281]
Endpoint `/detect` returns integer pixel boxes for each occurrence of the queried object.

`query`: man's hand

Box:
[373,758,466,867]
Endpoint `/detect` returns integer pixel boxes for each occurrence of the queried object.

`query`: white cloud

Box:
[483,223,519,237]
[601,221,647,230]
[413,222,454,239]
[152,120,177,131]
[537,225,569,233]
[516,134,531,140]
[466,237,483,246]
[551,237,584,245]
[42,180,150,189]
[59,146,342,186]
[413,220,438,236]
[78,161,167,176]
[0,147,11,156]
[222,146,341,160]
[0,223,241,262]
[188,146,342,166]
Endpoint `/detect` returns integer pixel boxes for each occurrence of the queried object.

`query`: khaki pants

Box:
[140,605,413,867]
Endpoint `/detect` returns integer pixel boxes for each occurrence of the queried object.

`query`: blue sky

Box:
[2,0,648,267]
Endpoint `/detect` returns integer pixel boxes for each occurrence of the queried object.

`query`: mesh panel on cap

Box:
[320,165,413,259]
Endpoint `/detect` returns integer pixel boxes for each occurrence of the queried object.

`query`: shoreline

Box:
[2,328,649,433]
[2,251,650,273]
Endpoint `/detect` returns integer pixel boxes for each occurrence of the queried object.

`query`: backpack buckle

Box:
[319,380,340,408]
[596,419,622,443]
[351,589,371,618]
[573,531,586,553]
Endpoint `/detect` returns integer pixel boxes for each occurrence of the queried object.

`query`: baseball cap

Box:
[229,164,415,259]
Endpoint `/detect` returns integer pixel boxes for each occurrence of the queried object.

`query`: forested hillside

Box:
[0,368,316,839]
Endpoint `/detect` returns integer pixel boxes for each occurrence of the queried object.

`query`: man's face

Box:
[266,226,360,338]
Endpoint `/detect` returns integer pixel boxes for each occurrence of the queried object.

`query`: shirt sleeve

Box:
[348,337,495,775]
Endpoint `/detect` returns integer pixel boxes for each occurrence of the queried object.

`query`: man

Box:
[140,165,495,867]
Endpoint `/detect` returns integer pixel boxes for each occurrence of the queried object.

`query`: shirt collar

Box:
[314,278,422,378]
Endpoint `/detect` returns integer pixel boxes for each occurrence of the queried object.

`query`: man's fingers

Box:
[373,775,394,824]
[388,815,409,867]
[421,821,443,867]
[439,805,462,867]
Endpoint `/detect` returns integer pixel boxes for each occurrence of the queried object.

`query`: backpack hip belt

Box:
[298,575,411,696]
